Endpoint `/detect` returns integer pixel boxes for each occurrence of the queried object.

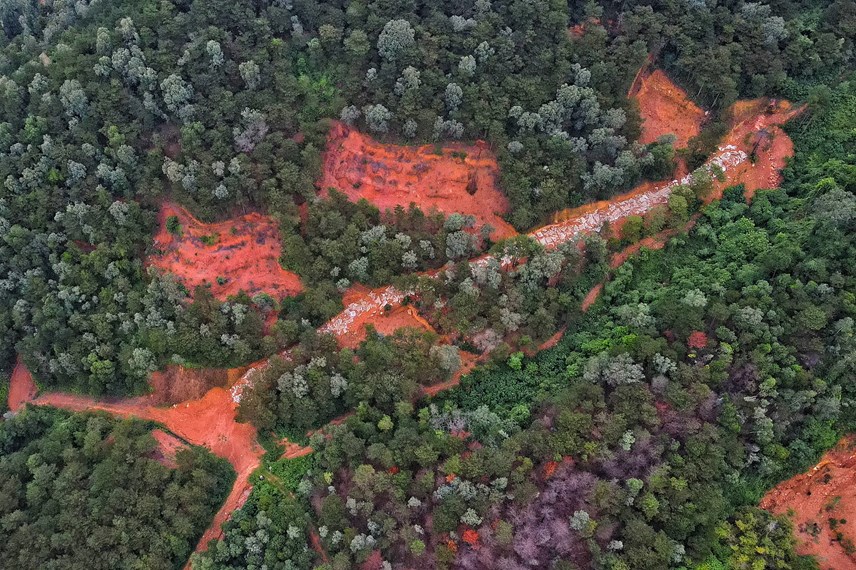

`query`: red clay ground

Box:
[331,285,438,350]
[630,68,706,148]
[150,428,187,469]
[761,436,856,570]
[8,356,37,412]
[421,350,481,398]
[6,74,804,567]
[148,203,302,300]
[719,99,801,200]
[319,122,517,240]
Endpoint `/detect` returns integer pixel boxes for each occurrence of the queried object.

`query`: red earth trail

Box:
[8,78,801,565]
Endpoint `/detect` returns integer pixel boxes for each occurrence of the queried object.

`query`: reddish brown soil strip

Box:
[319,122,517,240]
[310,529,330,564]
[31,382,265,556]
[9,82,803,566]
[422,351,482,398]
[149,365,232,405]
[581,284,604,313]
[630,69,705,148]
[335,302,437,350]
[761,436,856,570]
[8,356,37,412]
[148,202,302,300]
[718,99,802,200]
[280,439,314,460]
[537,328,566,351]
[150,428,187,469]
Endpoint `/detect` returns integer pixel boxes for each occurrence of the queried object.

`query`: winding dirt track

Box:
[7,83,801,566]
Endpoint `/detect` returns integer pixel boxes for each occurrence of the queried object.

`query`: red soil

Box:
[422,351,481,398]
[150,428,187,469]
[4,75,803,567]
[761,436,856,570]
[148,365,236,405]
[8,356,37,412]
[333,286,437,349]
[581,284,604,313]
[718,99,801,200]
[630,69,705,148]
[537,328,566,351]
[319,122,517,240]
[610,222,695,270]
[280,439,314,460]
[30,379,266,556]
[148,203,302,300]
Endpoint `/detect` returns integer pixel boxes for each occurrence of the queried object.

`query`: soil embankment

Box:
[148,203,303,300]
[761,436,856,569]
[8,356,37,412]
[150,428,187,468]
[630,68,706,148]
[319,122,517,240]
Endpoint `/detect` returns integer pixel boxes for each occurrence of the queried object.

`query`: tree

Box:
[377,19,415,62]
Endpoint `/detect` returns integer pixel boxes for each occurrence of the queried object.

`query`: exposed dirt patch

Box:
[718,99,801,200]
[8,356,37,412]
[422,350,481,398]
[319,122,517,240]
[150,428,187,468]
[335,298,437,350]
[761,436,856,570]
[537,328,566,351]
[11,83,802,567]
[149,365,231,405]
[280,439,315,460]
[581,284,604,313]
[630,69,706,148]
[148,203,302,300]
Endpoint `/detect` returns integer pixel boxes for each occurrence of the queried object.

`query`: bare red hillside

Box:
[148,203,302,300]
[630,69,706,148]
[8,356,37,412]
[319,122,517,240]
[761,436,856,570]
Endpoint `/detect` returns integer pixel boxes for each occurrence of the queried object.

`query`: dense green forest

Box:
[1,0,855,568]
[0,406,234,569]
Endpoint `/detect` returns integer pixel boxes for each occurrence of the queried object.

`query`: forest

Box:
[0,406,234,569]
[0,0,855,568]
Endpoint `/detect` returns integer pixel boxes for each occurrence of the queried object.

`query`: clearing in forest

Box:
[8,356,37,412]
[718,99,800,200]
[630,68,706,148]
[148,203,303,300]
[319,122,518,240]
[332,284,437,350]
[11,83,803,563]
[761,436,856,569]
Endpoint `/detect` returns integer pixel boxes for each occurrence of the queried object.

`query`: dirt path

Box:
[30,385,267,558]
[761,436,856,569]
